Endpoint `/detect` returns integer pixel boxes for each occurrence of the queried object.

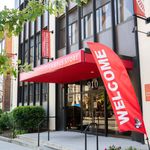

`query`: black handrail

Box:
[38,118,46,147]
[37,116,55,147]
[84,123,98,150]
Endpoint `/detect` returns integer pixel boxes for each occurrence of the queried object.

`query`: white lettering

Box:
[112,91,122,101]
[94,49,107,59]
[108,82,118,92]
[104,70,115,81]
[117,111,129,125]
[98,58,111,71]
[114,100,125,110]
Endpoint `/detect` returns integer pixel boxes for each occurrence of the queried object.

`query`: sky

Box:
[0,0,15,11]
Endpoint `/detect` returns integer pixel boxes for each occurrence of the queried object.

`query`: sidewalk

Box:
[16,131,148,150]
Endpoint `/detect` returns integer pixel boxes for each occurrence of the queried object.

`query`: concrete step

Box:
[43,142,71,150]
[15,135,59,150]
[12,138,38,149]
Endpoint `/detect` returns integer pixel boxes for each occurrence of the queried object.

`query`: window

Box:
[81,13,93,39]
[43,11,48,28]
[25,22,29,40]
[29,83,34,103]
[42,83,48,102]
[117,0,133,23]
[37,16,41,32]
[36,83,40,102]
[96,3,111,33]
[24,84,28,103]
[36,34,41,66]
[30,21,35,36]
[25,41,29,63]
[30,38,34,67]
[59,28,66,49]
[69,21,78,45]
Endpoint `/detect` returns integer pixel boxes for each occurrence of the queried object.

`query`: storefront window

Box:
[117,0,133,23]
[29,83,34,103]
[96,2,111,33]
[24,84,28,103]
[42,83,48,102]
[81,13,93,39]
[36,83,40,102]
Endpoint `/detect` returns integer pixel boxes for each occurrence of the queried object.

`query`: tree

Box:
[0,0,88,77]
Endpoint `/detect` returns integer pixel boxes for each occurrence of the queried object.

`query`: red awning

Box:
[20,50,133,83]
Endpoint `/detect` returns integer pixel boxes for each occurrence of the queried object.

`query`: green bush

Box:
[12,106,46,132]
[105,145,121,150]
[125,147,137,150]
[0,112,13,130]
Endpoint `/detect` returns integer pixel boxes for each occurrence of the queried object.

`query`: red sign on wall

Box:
[42,30,50,58]
[145,84,150,101]
[133,0,145,17]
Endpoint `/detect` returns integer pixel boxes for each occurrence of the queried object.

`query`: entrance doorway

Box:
[65,79,131,136]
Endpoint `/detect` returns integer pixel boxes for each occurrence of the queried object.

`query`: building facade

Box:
[14,0,150,144]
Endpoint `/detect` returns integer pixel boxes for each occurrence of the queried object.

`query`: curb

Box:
[0,136,12,143]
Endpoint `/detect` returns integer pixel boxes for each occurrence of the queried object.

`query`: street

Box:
[0,140,32,150]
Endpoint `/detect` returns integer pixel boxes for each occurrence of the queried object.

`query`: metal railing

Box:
[37,116,55,147]
[84,123,98,150]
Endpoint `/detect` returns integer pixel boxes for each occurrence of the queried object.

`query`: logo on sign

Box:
[136,0,145,13]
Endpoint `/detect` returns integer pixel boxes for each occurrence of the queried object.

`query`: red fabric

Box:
[133,0,145,17]
[87,42,146,134]
[42,30,50,58]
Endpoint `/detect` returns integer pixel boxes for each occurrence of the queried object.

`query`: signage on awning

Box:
[88,42,147,135]
[133,0,145,17]
[42,29,50,58]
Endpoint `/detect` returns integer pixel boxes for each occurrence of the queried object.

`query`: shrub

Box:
[0,112,13,130]
[12,106,46,132]
[125,147,137,150]
[105,145,121,150]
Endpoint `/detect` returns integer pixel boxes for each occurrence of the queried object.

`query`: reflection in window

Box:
[96,3,111,33]
[81,13,93,39]
[117,0,133,23]
[69,22,78,45]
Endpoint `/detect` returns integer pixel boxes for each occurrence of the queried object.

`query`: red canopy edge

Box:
[20,50,133,83]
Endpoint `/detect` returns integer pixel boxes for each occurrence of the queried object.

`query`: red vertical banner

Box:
[87,42,147,135]
[42,30,50,58]
[133,0,145,17]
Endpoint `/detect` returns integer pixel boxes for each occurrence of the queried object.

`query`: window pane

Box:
[72,22,77,44]
[96,9,100,33]
[25,41,28,63]
[118,0,133,23]
[37,16,41,32]
[30,38,34,67]
[36,34,41,66]
[85,13,93,38]
[69,25,72,45]
[30,21,34,36]
[59,28,66,49]
[100,3,111,31]
[29,83,34,103]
